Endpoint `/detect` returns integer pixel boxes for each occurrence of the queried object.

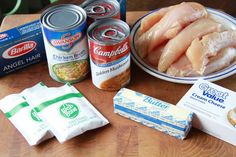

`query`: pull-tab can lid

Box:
[81,0,120,20]
[85,5,106,15]
[88,18,130,45]
[101,28,125,41]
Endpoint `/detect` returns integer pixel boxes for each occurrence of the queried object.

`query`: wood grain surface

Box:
[0,14,40,32]
[0,11,236,157]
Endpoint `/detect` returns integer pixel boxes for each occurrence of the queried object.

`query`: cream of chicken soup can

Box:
[87,19,130,91]
[40,4,89,83]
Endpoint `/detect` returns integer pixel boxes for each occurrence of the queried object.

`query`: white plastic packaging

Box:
[177,79,236,146]
[22,83,109,143]
[0,85,53,146]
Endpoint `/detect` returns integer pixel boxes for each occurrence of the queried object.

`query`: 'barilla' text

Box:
[2,41,36,59]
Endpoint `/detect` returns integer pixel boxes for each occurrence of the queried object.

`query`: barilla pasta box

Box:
[0,20,46,76]
[114,88,193,139]
[177,79,236,146]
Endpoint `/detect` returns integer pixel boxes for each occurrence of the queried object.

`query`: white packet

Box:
[0,84,53,146]
[22,83,109,143]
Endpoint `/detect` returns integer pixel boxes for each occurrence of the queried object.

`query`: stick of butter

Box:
[177,79,236,146]
[114,88,193,139]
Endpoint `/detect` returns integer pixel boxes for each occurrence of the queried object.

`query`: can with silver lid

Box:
[87,19,130,91]
[81,0,120,25]
[40,4,89,83]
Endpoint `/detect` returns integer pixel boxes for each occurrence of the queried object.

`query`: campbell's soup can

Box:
[81,0,120,24]
[40,4,89,83]
[88,19,130,91]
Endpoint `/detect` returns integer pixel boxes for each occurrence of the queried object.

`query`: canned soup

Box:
[87,19,130,91]
[41,4,89,83]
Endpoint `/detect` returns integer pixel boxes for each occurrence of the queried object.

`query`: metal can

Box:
[87,19,130,91]
[116,0,127,21]
[40,4,89,83]
[81,0,120,24]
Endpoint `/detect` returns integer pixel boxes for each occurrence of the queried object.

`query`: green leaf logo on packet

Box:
[59,103,79,119]
[31,109,43,122]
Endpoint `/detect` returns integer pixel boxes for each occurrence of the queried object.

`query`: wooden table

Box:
[0,9,236,157]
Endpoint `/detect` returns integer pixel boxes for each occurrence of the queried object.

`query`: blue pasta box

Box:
[0,20,46,77]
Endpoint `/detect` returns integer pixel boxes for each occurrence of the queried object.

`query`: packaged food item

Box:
[116,0,126,21]
[22,83,109,143]
[88,19,130,91]
[177,79,236,146]
[40,4,89,83]
[114,88,193,139]
[0,85,53,146]
[81,0,120,24]
[0,20,46,77]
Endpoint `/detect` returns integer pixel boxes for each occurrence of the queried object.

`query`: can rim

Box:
[40,4,87,31]
[87,18,130,45]
[81,0,120,20]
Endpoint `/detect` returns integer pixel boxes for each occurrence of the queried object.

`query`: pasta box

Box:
[0,20,46,76]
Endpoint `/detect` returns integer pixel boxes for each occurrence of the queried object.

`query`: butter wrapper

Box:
[177,79,236,146]
[114,88,193,139]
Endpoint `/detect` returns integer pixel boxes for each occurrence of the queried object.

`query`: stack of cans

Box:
[40,2,130,91]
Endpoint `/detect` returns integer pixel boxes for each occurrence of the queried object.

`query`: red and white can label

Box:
[90,39,129,65]
[89,37,130,90]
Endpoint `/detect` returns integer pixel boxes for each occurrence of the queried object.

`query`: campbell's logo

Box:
[51,33,81,50]
[94,42,129,58]
[2,41,36,59]
[0,33,8,39]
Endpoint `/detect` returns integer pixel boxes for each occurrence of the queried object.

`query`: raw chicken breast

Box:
[167,48,236,77]
[145,44,165,66]
[166,55,199,77]
[136,2,207,58]
[203,47,236,75]
[158,18,221,72]
[186,31,236,74]
[139,4,178,36]
[139,8,169,36]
